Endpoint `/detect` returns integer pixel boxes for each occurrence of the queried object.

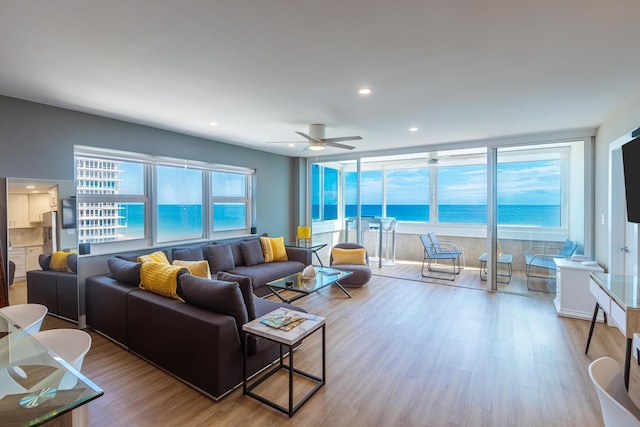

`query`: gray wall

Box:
[0,95,300,315]
[0,95,297,234]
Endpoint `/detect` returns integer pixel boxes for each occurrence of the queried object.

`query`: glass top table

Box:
[285,242,328,266]
[591,271,640,310]
[267,267,353,303]
[0,312,103,427]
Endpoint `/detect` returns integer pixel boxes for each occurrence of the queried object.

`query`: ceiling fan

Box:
[268,124,362,151]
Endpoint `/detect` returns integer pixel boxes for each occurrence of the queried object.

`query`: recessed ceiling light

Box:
[409,127,419,132]
[26,185,35,189]
[288,143,295,148]
[209,122,218,127]
[358,88,372,95]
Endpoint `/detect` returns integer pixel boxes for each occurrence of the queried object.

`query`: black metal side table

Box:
[242,308,326,417]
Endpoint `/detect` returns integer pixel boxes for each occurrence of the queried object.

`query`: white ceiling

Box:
[2,1,640,158]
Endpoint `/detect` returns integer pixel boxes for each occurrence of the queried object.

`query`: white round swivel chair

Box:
[0,304,48,334]
[32,329,92,390]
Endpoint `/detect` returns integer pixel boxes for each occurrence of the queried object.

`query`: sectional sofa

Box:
[26,253,78,322]
[85,235,313,400]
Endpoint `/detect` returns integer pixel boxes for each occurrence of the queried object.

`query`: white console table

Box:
[553,258,604,320]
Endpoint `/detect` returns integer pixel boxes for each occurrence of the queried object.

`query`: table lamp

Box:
[297,226,311,246]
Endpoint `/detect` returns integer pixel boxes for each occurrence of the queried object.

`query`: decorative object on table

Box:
[301,265,316,279]
[297,226,311,246]
[260,311,306,331]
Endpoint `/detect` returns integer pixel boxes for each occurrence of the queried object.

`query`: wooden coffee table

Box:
[267,267,353,303]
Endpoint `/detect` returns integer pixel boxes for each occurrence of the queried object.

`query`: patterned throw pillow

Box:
[137,250,170,264]
[139,262,188,302]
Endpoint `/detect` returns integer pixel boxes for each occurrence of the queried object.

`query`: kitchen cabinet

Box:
[29,193,50,223]
[8,194,30,228]
[9,247,26,281]
[26,246,43,272]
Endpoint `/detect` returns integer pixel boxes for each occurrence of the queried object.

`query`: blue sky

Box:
[341,160,561,205]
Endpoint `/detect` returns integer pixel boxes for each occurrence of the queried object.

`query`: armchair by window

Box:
[525,238,577,292]
[420,232,464,281]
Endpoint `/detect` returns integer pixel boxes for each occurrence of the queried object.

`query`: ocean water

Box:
[113,203,560,243]
[117,203,247,242]
[338,204,561,227]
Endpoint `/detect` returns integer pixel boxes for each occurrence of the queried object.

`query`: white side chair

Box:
[0,304,48,334]
[589,356,640,427]
[32,329,92,390]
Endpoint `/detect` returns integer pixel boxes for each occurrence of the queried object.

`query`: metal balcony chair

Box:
[420,232,464,281]
[525,238,577,292]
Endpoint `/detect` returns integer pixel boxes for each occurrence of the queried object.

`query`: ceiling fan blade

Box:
[321,136,363,143]
[325,141,355,150]
[295,131,320,143]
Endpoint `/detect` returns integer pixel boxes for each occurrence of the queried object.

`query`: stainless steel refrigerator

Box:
[42,211,58,253]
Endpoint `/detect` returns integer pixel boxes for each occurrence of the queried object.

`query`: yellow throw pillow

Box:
[139,262,187,302]
[260,236,288,262]
[172,259,211,279]
[50,251,72,272]
[137,251,170,264]
[331,247,367,265]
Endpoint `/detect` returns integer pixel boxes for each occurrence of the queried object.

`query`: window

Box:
[212,171,251,231]
[76,157,146,243]
[437,164,487,224]
[496,157,564,227]
[386,168,429,221]
[312,165,339,221]
[315,145,571,229]
[157,165,203,242]
[75,147,255,250]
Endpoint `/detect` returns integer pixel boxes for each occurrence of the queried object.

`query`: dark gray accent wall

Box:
[0,95,295,236]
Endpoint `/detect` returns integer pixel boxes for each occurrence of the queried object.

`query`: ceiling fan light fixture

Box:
[308,143,325,151]
[358,88,372,95]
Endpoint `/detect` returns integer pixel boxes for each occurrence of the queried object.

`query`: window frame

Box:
[75,146,256,254]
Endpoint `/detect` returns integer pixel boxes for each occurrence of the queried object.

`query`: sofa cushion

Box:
[172,259,211,279]
[117,254,141,263]
[138,250,170,264]
[240,240,264,266]
[172,246,205,261]
[206,244,235,272]
[179,274,248,337]
[139,262,188,302]
[259,236,288,262]
[67,253,78,273]
[38,253,52,271]
[108,257,142,286]
[229,241,244,266]
[331,247,367,265]
[216,272,256,321]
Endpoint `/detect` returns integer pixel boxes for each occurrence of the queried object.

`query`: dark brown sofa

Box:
[26,253,78,322]
[85,236,313,400]
[172,235,312,297]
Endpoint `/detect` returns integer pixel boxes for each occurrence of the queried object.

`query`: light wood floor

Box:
[33,266,639,427]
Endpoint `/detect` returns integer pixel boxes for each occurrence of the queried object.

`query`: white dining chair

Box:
[589,356,640,427]
[32,329,92,390]
[0,304,48,334]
